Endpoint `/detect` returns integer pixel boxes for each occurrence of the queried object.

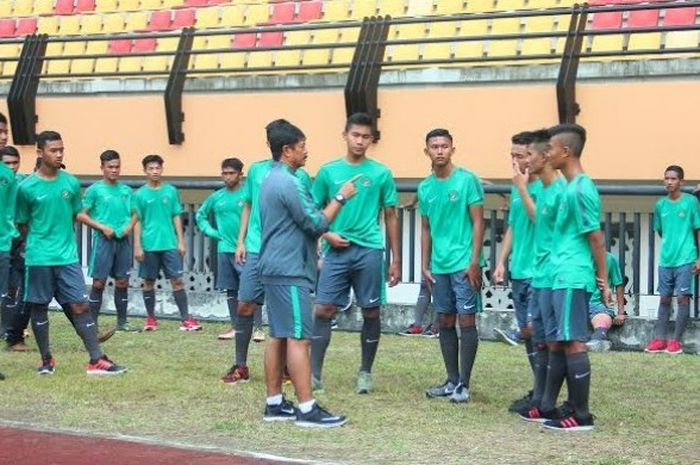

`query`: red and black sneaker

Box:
[37,357,56,376]
[645,338,666,353]
[398,324,423,337]
[542,414,595,432]
[143,316,158,332]
[180,318,202,332]
[665,339,683,355]
[221,364,250,385]
[87,356,127,376]
[518,406,559,423]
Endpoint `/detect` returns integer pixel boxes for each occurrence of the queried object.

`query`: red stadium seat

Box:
[260,31,283,47]
[133,38,157,52]
[75,0,96,13]
[149,10,172,31]
[0,19,16,38]
[16,18,37,36]
[664,7,697,26]
[55,0,75,15]
[233,33,257,48]
[298,1,322,22]
[591,11,623,29]
[185,0,207,6]
[270,2,295,24]
[172,8,196,28]
[206,0,228,4]
[627,9,659,28]
[109,39,133,53]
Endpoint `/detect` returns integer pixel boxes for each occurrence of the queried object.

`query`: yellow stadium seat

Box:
[192,54,218,71]
[0,1,12,17]
[64,40,87,57]
[423,43,452,60]
[466,0,497,13]
[388,44,420,61]
[528,0,561,8]
[487,39,517,57]
[96,0,118,12]
[71,58,94,74]
[140,0,162,10]
[13,0,33,17]
[525,16,554,33]
[102,13,124,33]
[285,30,311,46]
[454,41,484,59]
[491,18,521,35]
[324,1,350,21]
[244,4,269,25]
[332,47,354,64]
[406,0,433,17]
[339,27,359,42]
[60,16,82,35]
[376,1,402,18]
[521,38,552,56]
[119,0,140,11]
[275,50,301,67]
[158,37,179,51]
[119,57,142,72]
[395,24,427,39]
[207,35,230,50]
[1,60,17,77]
[0,44,19,59]
[627,33,661,52]
[197,7,220,28]
[496,0,525,11]
[665,31,699,50]
[436,0,464,15]
[303,49,330,66]
[125,11,148,31]
[192,36,206,50]
[162,0,184,8]
[47,58,71,76]
[220,5,244,27]
[353,0,377,19]
[45,42,64,57]
[143,56,169,72]
[34,0,54,16]
[95,58,118,73]
[556,15,571,32]
[38,17,60,35]
[461,19,488,36]
[590,35,624,55]
[247,51,272,68]
[429,22,457,37]
[313,29,339,44]
[220,51,245,69]
[87,40,108,54]
[73,41,106,74]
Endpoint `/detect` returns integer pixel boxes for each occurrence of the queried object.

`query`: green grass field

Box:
[1,314,698,465]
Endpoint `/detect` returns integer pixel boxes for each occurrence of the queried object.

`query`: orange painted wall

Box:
[1,79,698,181]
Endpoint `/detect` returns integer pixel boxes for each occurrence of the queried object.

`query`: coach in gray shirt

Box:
[258,119,356,428]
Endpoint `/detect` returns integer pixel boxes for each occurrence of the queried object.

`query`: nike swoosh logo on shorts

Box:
[574,371,590,380]
[368,297,380,304]
[463,304,475,310]
[365,339,379,344]
[36,320,49,326]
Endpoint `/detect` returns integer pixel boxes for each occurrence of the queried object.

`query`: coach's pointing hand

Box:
[339,179,358,200]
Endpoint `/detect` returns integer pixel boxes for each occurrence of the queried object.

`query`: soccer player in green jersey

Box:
[17,131,126,376]
[493,131,542,411]
[196,157,246,340]
[646,165,700,355]
[538,124,607,431]
[310,113,401,395]
[0,114,14,379]
[222,120,312,385]
[77,150,136,333]
[133,154,201,332]
[419,129,484,403]
[586,252,626,352]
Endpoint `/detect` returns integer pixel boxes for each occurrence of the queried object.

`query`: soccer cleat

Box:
[425,380,457,398]
[143,316,158,332]
[312,376,325,394]
[518,406,560,423]
[508,390,533,413]
[449,383,470,403]
[398,324,423,337]
[645,338,666,353]
[217,328,235,340]
[355,371,374,394]
[221,364,249,384]
[263,398,297,422]
[87,356,127,376]
[422,325,439,338]
[179,318,202,332]
[6,342,32,352]
[665,339,683,355]
[295,403,348,428]
[37,357,56,375]
[116,323,141,333]
[493,328,520,346]
[97,327,116,343]
[542,414,595,432]
[252,328,265,343]
[586,338,611,352]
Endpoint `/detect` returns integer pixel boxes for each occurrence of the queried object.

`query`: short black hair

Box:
[0,112,7,125]
[142,154,163,168]
[665,165,684,180]
[265,119,290,139]
[36,130,62,149]
[100,149,120,165]
[0,145,19,158]
[345,112,373,132]
[222,157,243,171]
[511,131,534,146]
[267,121,305,162]
[528,128,550,145]
[548,123,586,157]
[425,128,453,144]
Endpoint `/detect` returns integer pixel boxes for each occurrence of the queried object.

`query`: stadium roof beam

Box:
[165,27,194,145]
[556,3,587,124]
[7,34,47,145]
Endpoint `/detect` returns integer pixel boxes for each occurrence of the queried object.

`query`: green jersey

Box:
[508,179,542,279]
[551,173,601,292]
[16,170,81,266]
[654,193,700,267]
[590,252,623,308]
[531,177,566,288]
[132,183,183,252]
[418,166,484,274]
[312,157,397,250]
[244,159,312,254]
[0,163,16,252]
[82,180,133,239]
[196,185,246,253]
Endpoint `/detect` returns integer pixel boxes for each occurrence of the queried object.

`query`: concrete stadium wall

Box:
[1,77,700,181]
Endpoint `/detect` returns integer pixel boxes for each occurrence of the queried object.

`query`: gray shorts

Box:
[534,288,558,343]
[216,253,241,291]
[264,283,313,340]
[316,244,385,309]
[239,252,264,304]
[511,278,532,329]
[529,287,544,344]
[24,263,88,305]
[0,251,10,297]
[89,235,132,280]
[432,272,481,315]
[552,288,591,343]
[658,264,694,297]
[589,303,615,319]
[139,250,183,280]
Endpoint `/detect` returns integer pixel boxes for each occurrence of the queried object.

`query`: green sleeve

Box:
[71,178,81,216]
[417,184,427,217]
[507,186,516,224]
[82,185,95,212]
[6,175,17,228]
[15,185,29,225]
[171,187,184,216]
[467,175,485,206]
[574,182,600,235]
[608,255,623,287]
[653,201,662,234]
[297,169,313,192]
[131,192,142,219]
[311,167,329,208]
[380,170,398,208]
[195,194,222,241]
[691,197,700,230]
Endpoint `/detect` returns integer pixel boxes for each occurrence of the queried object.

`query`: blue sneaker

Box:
[493,328,520,346]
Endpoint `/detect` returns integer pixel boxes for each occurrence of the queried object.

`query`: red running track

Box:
[0,426,296,465]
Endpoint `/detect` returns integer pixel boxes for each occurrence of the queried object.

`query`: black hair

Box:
[511,131,534,146]
[36,130,62,149]
[548,123,587,157]
[267,121,305,162]
[142,154,163,168]
[100,149,120,165]
[0,145,19,158]
[665,165,684,180]
[425,128,453,144]
[344,112,374,132]
[222,157,244,171]
[0,112,7,125]
[34,157,42,171]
